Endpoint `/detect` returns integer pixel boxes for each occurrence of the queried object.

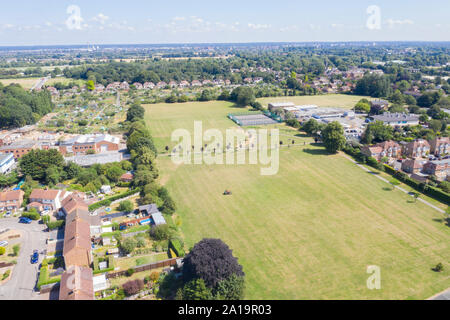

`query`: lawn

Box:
[145,98,450,300]
[0,77,84,89]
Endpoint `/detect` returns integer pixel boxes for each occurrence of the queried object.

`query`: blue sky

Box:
[0,0,449,45]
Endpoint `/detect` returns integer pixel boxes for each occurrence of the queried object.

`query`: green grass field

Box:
[0,77,84,89]
[145,97,450,300]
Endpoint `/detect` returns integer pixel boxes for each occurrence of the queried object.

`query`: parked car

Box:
[4,212,12,218]
[0,240,8,247]
[31,250,39,264]
[19,217,32,224]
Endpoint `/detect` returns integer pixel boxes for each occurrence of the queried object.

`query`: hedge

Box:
[37,267,61,290]
[169,238,185,258]
[93,256,115,274]
[383,164,450,205]
[88,188,140,211]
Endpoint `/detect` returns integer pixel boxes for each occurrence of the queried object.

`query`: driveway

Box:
[0,218,48,300]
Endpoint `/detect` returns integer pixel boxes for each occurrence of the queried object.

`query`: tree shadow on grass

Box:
[432,218,450,227]
[295,133,310,138]
[302,148,330,156]
[382,187,393,191]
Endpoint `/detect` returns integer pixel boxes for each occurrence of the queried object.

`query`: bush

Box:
[123,279,144,296]
[121,238,137,254]
[169,238,185,257]
[46,220,65,230]
[88,188,140,211]
[433,263,444,272]
[126,268,135,277]
[2,270,10,280]
[12,244,20,257]
[118,200,134,213]
[22,210,40,221]
[150,224,173,241]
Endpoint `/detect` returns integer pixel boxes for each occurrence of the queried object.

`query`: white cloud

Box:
[385,19,414,28]
[92,13,109,25]
[247,23,271,30]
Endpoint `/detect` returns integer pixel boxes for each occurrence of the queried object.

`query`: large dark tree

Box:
[127,103,145,122]
[183,238,244,289]
[19,149,65,182]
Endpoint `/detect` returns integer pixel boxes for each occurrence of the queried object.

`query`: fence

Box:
[106,258,178,279]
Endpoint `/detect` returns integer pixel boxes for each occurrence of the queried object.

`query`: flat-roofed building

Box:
[59,134,120,156]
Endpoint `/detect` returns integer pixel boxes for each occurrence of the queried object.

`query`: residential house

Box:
[0,190,24,212]
[179,81,190,88]
[59,134,120,155]
[28,189,67,212]
[403,139,431,158]
[143,82,155,90]
[59,266,94,300]
[169,81,178,88]
[63,209,92,268]
[362,140,402,161]
[191,80,202,87]
[429,137,450,157]
[0,153,15,174]
[156,81,167,89]
[423,159,450,181]
[119,81,130,90]
[401,159,424,174]
[133,82,143,90]
[60,193,89,216]
[66,207,102,237]
[120,172,134,183]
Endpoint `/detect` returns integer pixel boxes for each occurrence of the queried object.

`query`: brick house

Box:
[423,159,450,180]
[402,139,431,158]
[28,189,67,212]
[59,266,94,300]
[63,209,92,268]
[60,193,89,216]
[0,190,24,212]
[401,159,424,174]
[429,137,450,157]
[59,134,120,155]
[362,140,401,161]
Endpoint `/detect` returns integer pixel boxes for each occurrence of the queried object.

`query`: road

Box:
[0,219,48,300]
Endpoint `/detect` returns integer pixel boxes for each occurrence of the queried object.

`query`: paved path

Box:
[0,219,48,300]
[428,287,450,300]
[342,155,446,214]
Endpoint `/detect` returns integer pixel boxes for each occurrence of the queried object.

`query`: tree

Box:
[412,192,420,203]
[86,80,95,91]
[126,104,145,122]
[118,200,134,213]
[322,122,346,154]
[120,238,137,254]
[230,87,255,107]
[0,247,5,256]
[183,238,245,289]
[181,278,212,300]
[362,121,394,144]
[213,273,245,300]
[19,149,64,182]
[354,101,371,113]
[390,178,400,190]
[150,224,173,241]
[123,279,144,296]
[105,165,125,183]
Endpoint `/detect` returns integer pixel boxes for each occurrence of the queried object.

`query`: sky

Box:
[0,0,449,46]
